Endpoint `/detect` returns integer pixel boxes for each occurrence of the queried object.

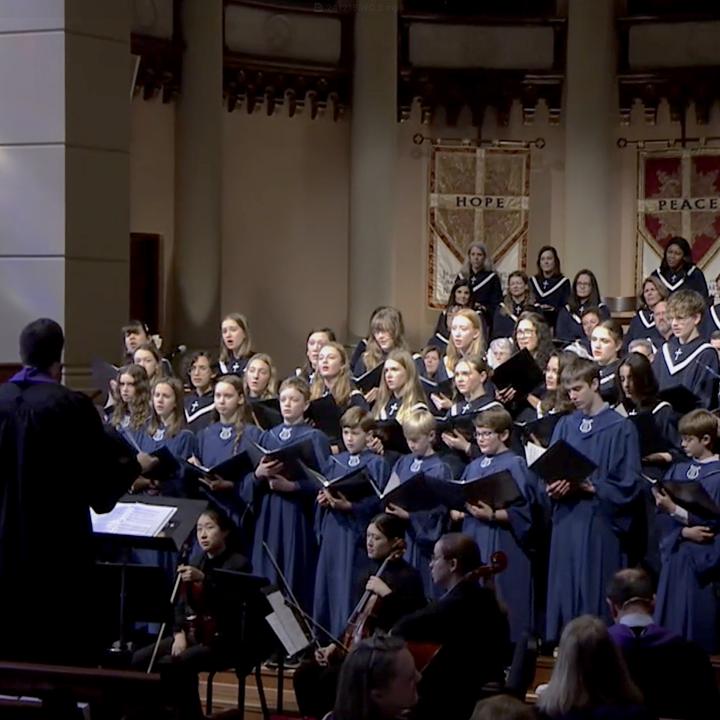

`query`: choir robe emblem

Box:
[348,454,360,467]
[152,427,165,441]
[480,456,492,468]
[219,426,232,441]
[190,401,199,412]
[121,415,130,428]
[687,464,700,480]
[279,426,292,441]
[579,417,593,434]
[410,457,424,473]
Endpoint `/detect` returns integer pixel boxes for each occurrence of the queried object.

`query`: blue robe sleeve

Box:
[504,458,537,551]
[555,307,582,342]
[594,422,642,513]
[406,461,451,552]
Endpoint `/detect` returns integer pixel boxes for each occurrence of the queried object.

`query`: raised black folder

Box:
[529,440,597,484]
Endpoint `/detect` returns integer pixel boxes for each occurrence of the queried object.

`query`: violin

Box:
[341,538,407,651]
[184,575,218,646]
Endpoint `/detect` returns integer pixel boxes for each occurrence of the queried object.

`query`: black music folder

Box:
[380,472,443,513]
[300,460,381,502]
[491,349,545,395]
[658,385,701,415]
[449,469,523,510]
[529,440,597,484]
[516,413,563,449]
[306,394,343,441]
[250,398,283,430]
[373,419,411,455]
[659,479,720,520]
[353,364,383,393]
[183,451,256,487]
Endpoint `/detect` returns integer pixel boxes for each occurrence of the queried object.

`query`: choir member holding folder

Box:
[250,376,331,613]
[383,411,453,597]
[540,358,641,643]
[451,407,537,642]
[652,409,720,653]
[312,408,390,639]
[188,375,261,536]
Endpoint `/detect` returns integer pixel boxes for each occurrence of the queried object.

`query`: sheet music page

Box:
[91,502,176,537]
[524,441,547,466]
[264,590,311,656]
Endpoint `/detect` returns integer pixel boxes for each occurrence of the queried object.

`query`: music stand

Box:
[93,495,208,655]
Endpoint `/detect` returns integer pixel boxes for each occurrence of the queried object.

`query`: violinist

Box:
[392,533,510,720]
[132,509,266,720]
[293,513,426,720]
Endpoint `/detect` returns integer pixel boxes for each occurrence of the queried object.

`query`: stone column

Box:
[0,0,131,386]
[347,0,398,338]
[172,0,222,348]
[563,0,616,290]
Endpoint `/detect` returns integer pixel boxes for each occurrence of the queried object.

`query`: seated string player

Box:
[294,513,426,720]
[393,533,510,720]
[133,509,274,720]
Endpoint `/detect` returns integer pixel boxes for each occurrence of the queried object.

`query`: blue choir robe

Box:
[219,356,248,376]
[429,311,450,349]
[655,459,720,653]
[545,407,641,642]
[530,274,569,312]
[623,308,657,351]
[700,303,720,339]
[312,450,390,639]
[626,400,681,574]
[599,359,621,406]
[459,270,502,322]
[184,391,215,433]
[491,301,525,340]
[651,265,709,302]
[460,449,538,642]
[194,421,262,530]
[378,395,428,422]
[136,423,196,497]
[555,302,610,343]
[251,422,331,613]
[652,336,719,409]
[388,452,453,598]
[349,338,368,375]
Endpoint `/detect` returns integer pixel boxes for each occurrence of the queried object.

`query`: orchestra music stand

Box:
[93,494,208,658]
[205,570,277,718]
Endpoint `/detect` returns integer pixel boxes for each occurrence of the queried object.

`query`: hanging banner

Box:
[427,144,530,309]
[637,148,720,293]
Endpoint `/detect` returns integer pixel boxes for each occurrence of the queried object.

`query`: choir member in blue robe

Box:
[109,363,151,437]
[491,270,538,340]
[251,377,331,614]
[652,289,719,409]
[454,242,502,329]
[617,353,682,575]
[184,350,217,433]
[545,358,641,643]
[623,276,668,351]
[297,328,337,384]
[651,236,709,302]
[653,409,720,654]
[385,411,453,597]
[591,320,624,406]
[134,377,196,497]
[437,356,502,470]
[530,246,570,326]
[191,375,261,536]
[218,313,253,376]
[556,270,610,343]
[457,407,537,642]
[313,408,390,638]
[701,298,720,339]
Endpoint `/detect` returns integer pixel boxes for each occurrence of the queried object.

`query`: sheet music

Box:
[264,590,311,656]
[524,441,547,466]
[91,502,176,537]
